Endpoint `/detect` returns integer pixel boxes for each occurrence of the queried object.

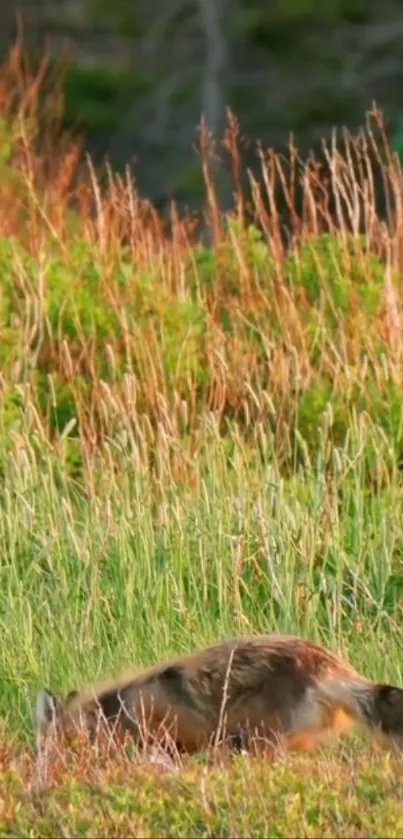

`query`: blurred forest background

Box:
[3,0,403,214]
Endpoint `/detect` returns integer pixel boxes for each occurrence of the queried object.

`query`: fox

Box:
[35,634,403,757]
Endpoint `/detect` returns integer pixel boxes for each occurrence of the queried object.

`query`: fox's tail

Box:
[317,676,403,744]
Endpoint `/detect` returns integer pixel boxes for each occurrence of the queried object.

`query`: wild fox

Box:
[35,634,403,756]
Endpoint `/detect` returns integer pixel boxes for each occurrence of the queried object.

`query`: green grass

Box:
[1,416,403,835]
[1,416,403,737]
[0,51,403,835]
[3,746,403,837]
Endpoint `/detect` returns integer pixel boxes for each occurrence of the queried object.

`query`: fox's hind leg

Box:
[227,727,248,754]
[225,725,278,760]
[286,686,356,752]
[235,701,354,756]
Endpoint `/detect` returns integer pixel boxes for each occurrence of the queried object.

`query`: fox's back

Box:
[135,634,351,710]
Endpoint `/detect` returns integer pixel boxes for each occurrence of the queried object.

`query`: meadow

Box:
[0,48,403,836]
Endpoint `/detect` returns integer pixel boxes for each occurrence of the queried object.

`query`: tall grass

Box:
[0,49,401,478]
[1,408,403,743]
[0,41,402,836]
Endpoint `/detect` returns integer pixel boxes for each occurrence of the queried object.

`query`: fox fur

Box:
[35,634,403,756]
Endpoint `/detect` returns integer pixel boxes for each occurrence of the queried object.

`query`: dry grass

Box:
[0,45,400,478]
[3,735,403,837]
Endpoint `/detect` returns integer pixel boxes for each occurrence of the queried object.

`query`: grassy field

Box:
[0,49,403,836]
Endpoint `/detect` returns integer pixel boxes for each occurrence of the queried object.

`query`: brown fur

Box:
[35,634,403,756]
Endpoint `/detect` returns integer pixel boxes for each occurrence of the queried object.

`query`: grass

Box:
[3,744,403,837]
[0,44,402,836]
